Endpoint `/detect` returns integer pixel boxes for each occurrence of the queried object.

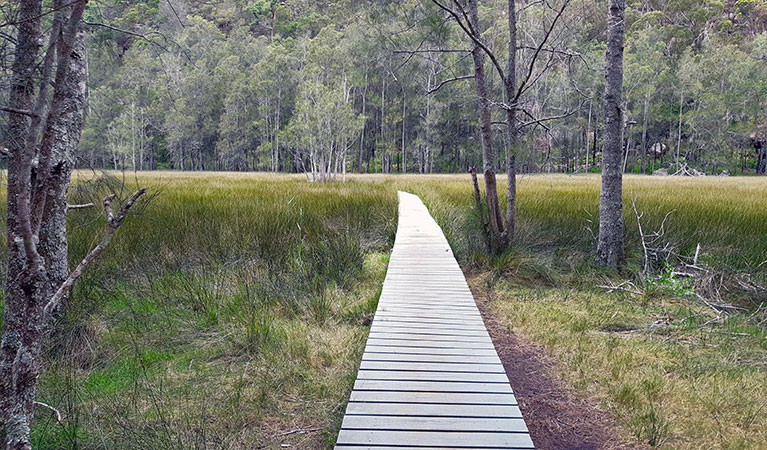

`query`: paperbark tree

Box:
[596,0,626,269]
[0,1,145,448]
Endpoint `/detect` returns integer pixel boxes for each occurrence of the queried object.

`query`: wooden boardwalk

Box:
[335,192,534,449]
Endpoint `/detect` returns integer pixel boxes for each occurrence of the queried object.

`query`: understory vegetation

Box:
[0,172,765,448]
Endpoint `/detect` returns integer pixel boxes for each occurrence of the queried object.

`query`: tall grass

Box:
[0,172,396,448]
[397,174,767,273]
[0,171,764,448]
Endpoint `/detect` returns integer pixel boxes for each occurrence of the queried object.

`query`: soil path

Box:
[471,278,647,450]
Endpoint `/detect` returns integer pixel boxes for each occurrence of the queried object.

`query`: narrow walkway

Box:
[335,192,534,449]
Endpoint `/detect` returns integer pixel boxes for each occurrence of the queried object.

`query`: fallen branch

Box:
[597,280,644,295]
[276,427,323,437]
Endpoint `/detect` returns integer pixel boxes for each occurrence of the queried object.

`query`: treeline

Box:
[3,0,766,175]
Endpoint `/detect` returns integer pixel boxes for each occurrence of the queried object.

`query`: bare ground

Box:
[469,276,647,450]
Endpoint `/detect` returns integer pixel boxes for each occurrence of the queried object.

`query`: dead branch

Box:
[1,106,38,117]
[631,194,675,275]
[34,401,62,423]
[393,49,471,54]
[597,280,644,295]
[427,74,474,94]
[43,188,146,318]
[66,202,95,210]
[276,427,323,437]
[513,0,571,103]
[430,0,507,81]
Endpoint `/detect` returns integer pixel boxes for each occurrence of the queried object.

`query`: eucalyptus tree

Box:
[288,27,364,181]
[426,0,574,254]
[597,0,626,269]
[0,1,145,447]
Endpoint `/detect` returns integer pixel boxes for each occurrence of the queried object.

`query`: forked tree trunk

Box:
[1,0,45,444]
[597,0,626,269]
[1,2,88,447]
[466,0,506,254]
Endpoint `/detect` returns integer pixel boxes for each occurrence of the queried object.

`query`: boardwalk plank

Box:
[356,370,509,383]
[344,402,524,418]
[353,380,513,393]
[335,430,534,448]
[341,416,528,432]
[334,192,532,449]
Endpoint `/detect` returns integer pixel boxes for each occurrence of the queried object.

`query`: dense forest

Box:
[2,0,765,176]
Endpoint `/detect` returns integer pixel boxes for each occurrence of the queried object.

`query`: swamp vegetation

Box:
[0,172,763,448]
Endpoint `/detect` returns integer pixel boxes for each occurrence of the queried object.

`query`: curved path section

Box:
[335,191,534,449]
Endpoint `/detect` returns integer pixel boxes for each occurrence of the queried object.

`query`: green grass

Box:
[483,282,767,449]
[1,171,765,449]
[4,172,396,449]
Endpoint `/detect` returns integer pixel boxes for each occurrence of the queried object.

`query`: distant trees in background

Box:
[1,0,765,177]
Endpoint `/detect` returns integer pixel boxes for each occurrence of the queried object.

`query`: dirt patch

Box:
[470,278,646,450]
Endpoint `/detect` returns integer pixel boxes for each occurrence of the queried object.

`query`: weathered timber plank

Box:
[344,402,523,418]
[334,192,532,449]
[341,416,528,432]
[355,370,509,383]
[349,391,515,404]
[335,430,534,448]
[362,353,501,364]
[353,379,513,393]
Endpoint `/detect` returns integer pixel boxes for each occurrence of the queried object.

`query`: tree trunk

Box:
[676,90,683,170]
[1,0,45,442]
[2,2,89,447]
[502,0,518,243]
[467,0,505,253]
[597,0,626,269]
[586,100,592,170]
[641,92,649,174]
[401,86,407,174]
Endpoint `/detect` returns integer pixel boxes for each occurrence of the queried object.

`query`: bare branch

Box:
[519,102,585,128]
[430,0,507,81]
[43,188,146,319]
[393,49,471,54]
[34,401,63,423]
[66,203,95,210]
[165,0,186,28]
[83,21,173,55]
[428,74,474,94]
[514,0,571,102]
[1,106,38,117]
[0,0,83,28]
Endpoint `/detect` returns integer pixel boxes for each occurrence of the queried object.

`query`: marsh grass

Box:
[6,172,395,449]
[1,171,765,448]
